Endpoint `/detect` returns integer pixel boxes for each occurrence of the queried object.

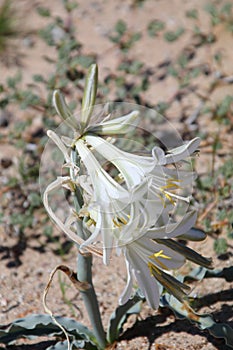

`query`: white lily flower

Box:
[75,138,140,263]
[72,134,202,267]
[84,134,156,187]
[41,66,211,316]
[74,137,169,264]
[75,138,130,202]
[119,211,212,309]
[84,134,200,207]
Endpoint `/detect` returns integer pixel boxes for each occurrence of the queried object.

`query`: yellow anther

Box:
[163,192,176,205]
[113,216,128,228]
[113,218,121,228]
[149,250,171,270]
[153,250,171,260]
[86,218,96,227]
[115,174,124,184]
[162,182,180,190]
[157,193,166,207]
[118,217,128,225]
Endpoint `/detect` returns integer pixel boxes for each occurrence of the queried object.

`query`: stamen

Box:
[118,217,128,225]
[113,218,121,228]
[161,181,180,190]
[113,216,128,228]
[149,249,171,270]
[86,218,96,227]
[153,250,172,260]
[163,192,176,205]
[115,173,124,184]
[163,190,191,203]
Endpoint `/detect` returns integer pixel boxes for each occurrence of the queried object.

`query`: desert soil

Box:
[0,0,233,349]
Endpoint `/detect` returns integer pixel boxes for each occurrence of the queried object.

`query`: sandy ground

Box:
[0,0,233,349]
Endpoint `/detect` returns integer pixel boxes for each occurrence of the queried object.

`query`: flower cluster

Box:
[43,64,212,309]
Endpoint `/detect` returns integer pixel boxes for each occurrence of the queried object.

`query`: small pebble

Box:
[1,158,13,168]
[0,113,9,127]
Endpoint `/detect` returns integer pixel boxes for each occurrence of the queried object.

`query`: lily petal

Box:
[126,247,160,309]
[84,135,155,187]
[147,211,197,239]
[75,139,129,201]
[119,257,134,305]
[90,110,140,135]
[165,137,200,163]
[47,130,70,163]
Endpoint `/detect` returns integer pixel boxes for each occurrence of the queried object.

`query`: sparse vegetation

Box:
[0,1,233,349]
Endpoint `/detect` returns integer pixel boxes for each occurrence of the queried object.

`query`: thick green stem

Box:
[70,149,106,349]
[77,253,106,349]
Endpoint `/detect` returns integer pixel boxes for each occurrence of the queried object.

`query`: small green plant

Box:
[205,2,233,32]
[147,19,165,37]
[215,95,233,124]
[214,237,228,255]
[0,0,17,53]
[164,27,185,42]
[109,19,141,52]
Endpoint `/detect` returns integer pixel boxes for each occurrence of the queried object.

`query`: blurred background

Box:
[0,1,232,349]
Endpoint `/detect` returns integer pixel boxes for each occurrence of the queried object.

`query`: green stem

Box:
[70,149,106,349]
[77,253,106,349]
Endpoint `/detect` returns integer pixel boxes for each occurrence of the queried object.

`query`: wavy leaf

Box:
[0,314,97,348]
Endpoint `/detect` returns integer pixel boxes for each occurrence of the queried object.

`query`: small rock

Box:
[0,112,9,127]
[1,158,13,168]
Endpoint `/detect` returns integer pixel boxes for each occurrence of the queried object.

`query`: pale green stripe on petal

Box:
[179,227,207,241]
[126,247,161,309]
